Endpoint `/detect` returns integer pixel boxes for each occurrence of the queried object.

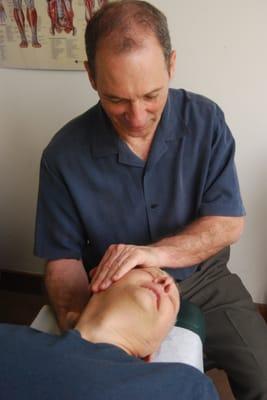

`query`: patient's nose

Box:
[155,276,172,293]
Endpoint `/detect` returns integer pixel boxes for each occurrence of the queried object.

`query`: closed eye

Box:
[144,94,158,101]
[107,97,125,104]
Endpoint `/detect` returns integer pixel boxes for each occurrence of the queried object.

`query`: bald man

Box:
[35,1,267,398]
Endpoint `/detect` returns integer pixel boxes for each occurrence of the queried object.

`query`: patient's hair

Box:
[85,0,172,80]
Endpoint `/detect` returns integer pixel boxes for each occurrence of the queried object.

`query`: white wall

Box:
[1,0,267,302]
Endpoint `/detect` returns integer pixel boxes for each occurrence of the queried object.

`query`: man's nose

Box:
[125,101,147,127]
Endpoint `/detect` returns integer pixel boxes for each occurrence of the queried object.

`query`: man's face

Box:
[86,35,176,142]
[95,267,180,356]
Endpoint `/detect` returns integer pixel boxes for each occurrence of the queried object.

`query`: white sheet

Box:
[152,326,203,372]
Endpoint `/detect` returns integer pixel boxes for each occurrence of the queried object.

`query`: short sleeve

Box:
[34,155,86,260]
[199,107,245,217]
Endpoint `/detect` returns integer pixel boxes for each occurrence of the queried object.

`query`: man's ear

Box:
[84,61,97,91]
[168,50,176,79]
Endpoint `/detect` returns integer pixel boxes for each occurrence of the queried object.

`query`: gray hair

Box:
[85,0,172,80]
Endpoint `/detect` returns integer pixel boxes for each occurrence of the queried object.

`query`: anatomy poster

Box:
[0,0,109,70]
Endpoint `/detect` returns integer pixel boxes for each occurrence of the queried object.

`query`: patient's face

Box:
[95,267,180,354]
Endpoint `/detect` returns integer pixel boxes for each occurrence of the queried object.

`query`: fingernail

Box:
[92,284,99,292]
[100,281,109,289]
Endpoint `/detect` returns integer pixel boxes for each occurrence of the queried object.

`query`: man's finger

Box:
[91,265,112,291]
[91,246,120,285]
[98,246,145,286]
[101,253,142,288]
[89,267,97,278]
[100,250,134,284]
[91,252,124,291]
[112,255,142,280]
[91,244,129,287]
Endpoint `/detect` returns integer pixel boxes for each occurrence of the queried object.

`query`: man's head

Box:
[85,0,173,81]
[84,0,176,142]
[76,267,180,360]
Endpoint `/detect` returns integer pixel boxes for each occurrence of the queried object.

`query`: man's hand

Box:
[45,259,90,331]
[90,216,244,293]
[90,244,163,292]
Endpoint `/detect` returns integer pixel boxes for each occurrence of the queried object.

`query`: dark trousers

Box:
[179,247,267,400]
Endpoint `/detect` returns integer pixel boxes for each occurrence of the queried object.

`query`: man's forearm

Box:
[45,259,90,331]
[90,216,245,292]
[152,216,245,268]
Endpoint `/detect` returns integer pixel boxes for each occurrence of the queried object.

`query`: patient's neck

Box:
[75,304,139,357]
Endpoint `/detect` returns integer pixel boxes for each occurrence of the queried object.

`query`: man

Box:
[34,1,267,398]
[0,267,219,399]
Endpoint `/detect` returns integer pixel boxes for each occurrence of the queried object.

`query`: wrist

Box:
[150,244,171,267]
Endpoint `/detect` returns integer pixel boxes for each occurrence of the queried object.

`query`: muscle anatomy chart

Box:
[0,0,110,70]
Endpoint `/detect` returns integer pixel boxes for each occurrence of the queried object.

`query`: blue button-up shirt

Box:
[34,89,245,280]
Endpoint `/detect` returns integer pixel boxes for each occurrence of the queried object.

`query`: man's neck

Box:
[121,134,154,161]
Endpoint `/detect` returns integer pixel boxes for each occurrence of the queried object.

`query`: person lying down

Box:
[0,267,219,400]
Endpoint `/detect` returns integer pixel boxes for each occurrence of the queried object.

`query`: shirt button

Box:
[150,204,158,209]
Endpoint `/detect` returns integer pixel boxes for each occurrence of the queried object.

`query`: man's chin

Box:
[123,126,156,139]
[113,121,157,139]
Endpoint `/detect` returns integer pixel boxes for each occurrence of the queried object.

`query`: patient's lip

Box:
[141,283,162,309]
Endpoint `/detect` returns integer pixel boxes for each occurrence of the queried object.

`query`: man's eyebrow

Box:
[144,87,163,96]
[103,87,163,101]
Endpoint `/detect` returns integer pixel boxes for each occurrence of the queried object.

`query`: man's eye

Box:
[109,98,124,104]
[144,95,158,101]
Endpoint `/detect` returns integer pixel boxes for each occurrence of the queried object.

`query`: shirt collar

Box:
[90,103,119,158]
[157,88,191,141]
[145,89,190,170]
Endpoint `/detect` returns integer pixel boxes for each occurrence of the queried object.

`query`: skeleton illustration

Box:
[47,0,76,35]
[13,0,41,48]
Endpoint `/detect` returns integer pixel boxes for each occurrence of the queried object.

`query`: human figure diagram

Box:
[0,0,7,25]
[84,0,108,22]
[47,0,76,35]
[0,0,109,46]
[13,0,41,48]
